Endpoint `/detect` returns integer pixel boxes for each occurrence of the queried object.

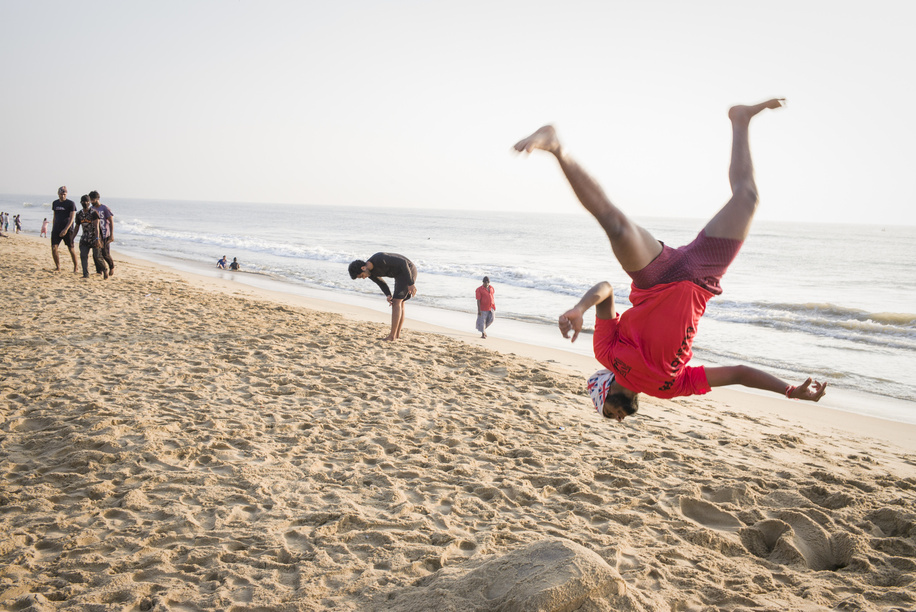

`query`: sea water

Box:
[5,195,915,425]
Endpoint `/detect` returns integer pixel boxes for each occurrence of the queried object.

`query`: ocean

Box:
[5,195,915,425]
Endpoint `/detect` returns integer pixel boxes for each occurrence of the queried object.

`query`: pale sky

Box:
[1,0,914,224]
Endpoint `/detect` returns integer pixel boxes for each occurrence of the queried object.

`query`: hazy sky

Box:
[1,1,914,224]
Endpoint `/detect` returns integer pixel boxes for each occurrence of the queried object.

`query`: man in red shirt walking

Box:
[475,276,496,338]
[513,99,826,422]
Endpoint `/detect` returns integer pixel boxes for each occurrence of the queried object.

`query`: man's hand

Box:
[408,284,417,297]
[789,377,828,402]
[386,295,393,306]
[558,307,584,342]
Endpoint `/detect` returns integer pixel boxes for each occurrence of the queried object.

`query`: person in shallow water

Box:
[513,99,827,423]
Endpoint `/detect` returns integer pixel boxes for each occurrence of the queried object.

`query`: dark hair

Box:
[348,260,366,280]
[606,392,639,417]
[483,276,490,283]
[88,190,100,200]
[80,195,90,204]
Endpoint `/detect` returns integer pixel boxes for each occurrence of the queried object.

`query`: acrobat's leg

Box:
[704,99,785,240]
[514,126,662,272]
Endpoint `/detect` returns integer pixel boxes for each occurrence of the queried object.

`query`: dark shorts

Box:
[627,229,742,295]
[392,261,418,301]
[51,228,74,248]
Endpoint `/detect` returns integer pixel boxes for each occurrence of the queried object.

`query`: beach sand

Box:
[2,234,915,612]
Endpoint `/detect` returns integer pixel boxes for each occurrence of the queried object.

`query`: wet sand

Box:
[2,234,914,611]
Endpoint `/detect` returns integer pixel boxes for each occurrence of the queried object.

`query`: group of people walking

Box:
[351,99,826,424]
[49,186,115,279]
[0,212,22,236]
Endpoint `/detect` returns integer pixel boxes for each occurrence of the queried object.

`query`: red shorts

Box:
[627,230,742,296]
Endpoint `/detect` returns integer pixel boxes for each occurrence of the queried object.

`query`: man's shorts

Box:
[50,228,74,248]
[392,261,418,301]
[627,229,742,295]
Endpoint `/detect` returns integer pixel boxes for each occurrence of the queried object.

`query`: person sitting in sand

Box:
[349,253,418,341]
[229,257,240,271]
[216,255,228,269]
[513,99,827,423]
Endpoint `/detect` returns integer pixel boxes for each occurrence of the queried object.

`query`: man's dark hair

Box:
[88,190,100,200]
[483,276,489,283]
[606,392,639,416]
[80,195,90,204]
[348,260,366,280]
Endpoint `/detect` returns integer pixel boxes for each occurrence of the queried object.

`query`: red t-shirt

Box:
[476,285,495,311]
[593,281,713,399]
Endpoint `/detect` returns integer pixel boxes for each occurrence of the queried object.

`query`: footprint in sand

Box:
[679,497,744,531]
[740,511,856,571]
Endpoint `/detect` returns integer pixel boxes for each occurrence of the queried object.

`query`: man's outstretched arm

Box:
[559,282,615,343]
[705,365,827,402]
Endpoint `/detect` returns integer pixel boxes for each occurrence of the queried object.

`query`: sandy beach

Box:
[2,233,915,612]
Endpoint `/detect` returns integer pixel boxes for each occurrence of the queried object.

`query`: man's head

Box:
[58,186,68,200]
[80,195,90,208]
[89,190,100,203]
[482,276,490,286]
[349,259,368,279]
[587,369,639,422]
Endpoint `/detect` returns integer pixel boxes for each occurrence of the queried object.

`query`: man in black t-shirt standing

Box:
[51,186,78,273]
[349,252,418,341]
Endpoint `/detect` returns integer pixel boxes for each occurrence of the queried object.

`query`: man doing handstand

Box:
[513,99,827,422]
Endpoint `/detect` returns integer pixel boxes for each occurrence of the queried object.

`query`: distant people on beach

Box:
[513,99,826,423]
[50,186,78,273]
[1,212,7,232]
[90,191,115,277]
[229,257,240,271]
[13,215,21,234]
[217,255,228,269]
[349,252,418,341]
[40,218,49,237]
[74,195,107,279]
[475,276,496,338]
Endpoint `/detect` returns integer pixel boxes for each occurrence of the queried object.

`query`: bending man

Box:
[513,99,826,422]
[349,253,418,341]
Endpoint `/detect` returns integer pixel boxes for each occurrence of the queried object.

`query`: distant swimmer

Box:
[349,252,418,341]
[217,255,228,269]
[513,99,826,423]
[229,257,240,271]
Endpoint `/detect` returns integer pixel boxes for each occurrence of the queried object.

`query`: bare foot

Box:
[513,125,561,155]
[729,99,786,124]
[383,335,396,342]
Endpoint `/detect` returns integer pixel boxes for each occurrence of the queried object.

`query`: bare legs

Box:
[513,99,785,270]
[385,299,406,341]
[51,242,78,273]
[704,99,785,240]
[513,126,662,272]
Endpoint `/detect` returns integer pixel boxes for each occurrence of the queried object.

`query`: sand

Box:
[1,233,915,612]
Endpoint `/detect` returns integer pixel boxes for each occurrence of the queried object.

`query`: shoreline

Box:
[13,231,916,448]
[3,231,915,611]
[110,236,916,445]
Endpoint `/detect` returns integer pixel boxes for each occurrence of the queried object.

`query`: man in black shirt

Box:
[50,186,78,273]
[349,253,418,341]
